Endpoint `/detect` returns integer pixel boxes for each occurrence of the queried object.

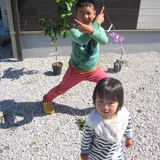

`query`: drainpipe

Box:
[11,0,23,61]
[6,0,18,59]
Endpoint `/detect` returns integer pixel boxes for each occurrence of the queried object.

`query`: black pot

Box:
[52,62,63,75]
[114,60,123,72]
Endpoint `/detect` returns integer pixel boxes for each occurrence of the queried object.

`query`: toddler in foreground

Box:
[81,78,133,160]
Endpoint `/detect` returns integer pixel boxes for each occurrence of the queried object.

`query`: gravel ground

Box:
[0,43,160,160]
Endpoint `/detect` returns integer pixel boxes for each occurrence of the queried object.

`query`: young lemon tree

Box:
[39,0,78,64]
[39,0,78,43]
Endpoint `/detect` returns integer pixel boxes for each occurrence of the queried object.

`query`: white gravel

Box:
[0,43,160,160]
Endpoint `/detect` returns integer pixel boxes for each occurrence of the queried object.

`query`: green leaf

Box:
[122,60,129,66]
[66,24,69,27]
[50,27,55,35]
[39,0,76,40]
[39,19,46,28]
[66,24,70,30]
[65,2,71,11]
[65,30,69,37]
[60,31,65,39]
[49,19,54,25]
[42,27,46,32]
[31,141,36,146]
[51,37,57,43]
[61,14,66,18]
[56,0,61,3]
[70,2,73,8]
[67,12,72,16]
[75,0,78,4]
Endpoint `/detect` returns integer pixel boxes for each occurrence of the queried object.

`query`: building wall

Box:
[17,0,141,31]
[137,0,160,29]
[17,0,57,31]
[17,0,160,59]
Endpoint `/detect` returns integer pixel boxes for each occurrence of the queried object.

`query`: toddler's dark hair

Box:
[93,78,124,114]
[76,0,95,11]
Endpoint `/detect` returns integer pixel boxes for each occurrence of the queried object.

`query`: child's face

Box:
[76,5,96,26]
[95,95,119,119]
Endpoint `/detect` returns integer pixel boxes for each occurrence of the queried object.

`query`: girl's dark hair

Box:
[93,78,124,113]
[76,0,95,11]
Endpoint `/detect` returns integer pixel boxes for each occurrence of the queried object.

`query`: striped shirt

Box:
[81,107,133,160]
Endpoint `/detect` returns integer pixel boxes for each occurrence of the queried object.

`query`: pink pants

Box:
[43,66,109,102]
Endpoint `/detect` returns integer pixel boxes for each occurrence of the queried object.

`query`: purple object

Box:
[110,32,124,45]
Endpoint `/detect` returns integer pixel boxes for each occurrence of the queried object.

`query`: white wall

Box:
[21,33,72,59]
[21,31,160,59]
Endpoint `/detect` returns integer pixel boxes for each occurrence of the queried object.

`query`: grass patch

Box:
[24,79,34,84]
[122,60,129,67]
[31,141,36,146]
[75,118,86,131]
[5,146,10,150]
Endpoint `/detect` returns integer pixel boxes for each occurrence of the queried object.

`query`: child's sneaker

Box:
[42,101,55,114]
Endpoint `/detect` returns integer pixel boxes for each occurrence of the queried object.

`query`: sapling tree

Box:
[38,0,78,63]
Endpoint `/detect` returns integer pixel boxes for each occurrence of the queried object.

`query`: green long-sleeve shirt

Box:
[69,20,108,72]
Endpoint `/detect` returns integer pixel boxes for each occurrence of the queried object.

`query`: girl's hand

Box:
[73,19,94,35]
[125,138,133,148]
[80,152,89,160]
[95,7,105,24]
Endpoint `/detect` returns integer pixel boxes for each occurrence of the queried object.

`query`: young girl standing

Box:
[81,78,133,160]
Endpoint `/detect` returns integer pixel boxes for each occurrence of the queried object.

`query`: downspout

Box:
[11,0,23,61]
[6,0,18,59]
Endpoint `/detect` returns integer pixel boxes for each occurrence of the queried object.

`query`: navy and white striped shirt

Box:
[81,107,133,160]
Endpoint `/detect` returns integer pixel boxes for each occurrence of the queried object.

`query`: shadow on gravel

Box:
[54,102,94,116]
[105,68,115,74]
[0,100,45,129]
[44,71,65,76]
[0,100,93,129]
[0,43,14,61]
[2,67,39,80]
[44,71,54,76]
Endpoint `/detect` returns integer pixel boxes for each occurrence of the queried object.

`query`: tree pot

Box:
[114,60,123,72]
[52,62,63,75]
